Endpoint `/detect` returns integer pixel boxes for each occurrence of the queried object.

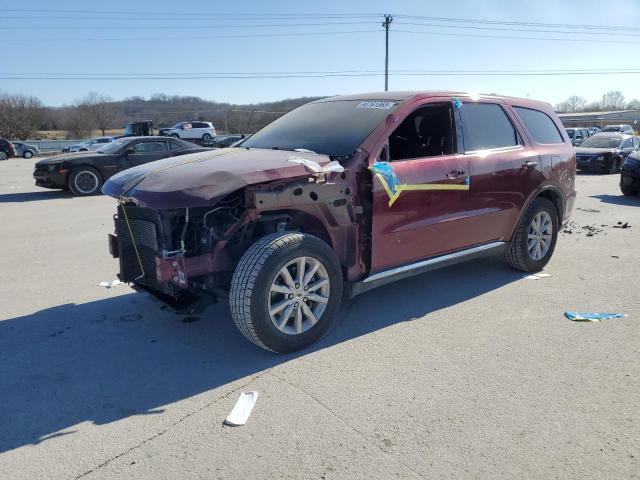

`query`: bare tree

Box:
[626,99,640,110]
[0,93,44,139]
[61,105,92,139]
[602,91,626,111]
[81,92,116,136]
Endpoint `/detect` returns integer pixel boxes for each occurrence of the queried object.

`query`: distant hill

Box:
[38,95,326,137]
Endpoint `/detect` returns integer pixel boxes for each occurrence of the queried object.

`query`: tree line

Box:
[0,91,322,140]
[555,91,640,113]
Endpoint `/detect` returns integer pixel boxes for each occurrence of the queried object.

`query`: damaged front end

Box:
[106,149,369,309]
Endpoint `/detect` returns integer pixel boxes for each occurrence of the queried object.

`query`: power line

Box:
[0,21,377,30]
[395,21,640,38]
[0,29,380,42]
[394,29,640,46]
[6,69,640,80]
[393,14,640,32]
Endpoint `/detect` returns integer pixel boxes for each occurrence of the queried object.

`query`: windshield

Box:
[579,136,621,148]
[96,138,129,153]
[241,100,397,156]
[566,129,575,138]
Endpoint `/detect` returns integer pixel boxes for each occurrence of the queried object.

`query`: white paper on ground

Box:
[98,279,123,288]
[524,273,552,280]
[288,156,345,174]
[224,391,258,426]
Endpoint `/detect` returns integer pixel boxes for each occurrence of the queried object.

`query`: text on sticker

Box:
[357,101,395,109]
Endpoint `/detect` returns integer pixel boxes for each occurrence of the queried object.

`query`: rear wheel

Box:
[202,133,212,142]
[0,152,7,160]
[230,232,343,353]
[23,150,33,159]
[621,184,638,196]
[68,167,103,196]
[506,197,558,272]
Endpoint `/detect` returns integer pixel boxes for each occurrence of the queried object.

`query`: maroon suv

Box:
[103,91,576,353]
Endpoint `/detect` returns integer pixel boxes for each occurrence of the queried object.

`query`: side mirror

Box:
[125,148,136,155]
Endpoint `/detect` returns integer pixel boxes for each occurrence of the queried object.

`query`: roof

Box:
[315,91,553,109]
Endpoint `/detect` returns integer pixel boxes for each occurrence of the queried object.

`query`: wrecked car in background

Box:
[103,91,576,353]
[574,133,639,174]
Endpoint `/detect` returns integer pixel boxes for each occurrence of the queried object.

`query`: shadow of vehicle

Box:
[0,255,520,453]
[0,190,73,203]
[590,194,640,206]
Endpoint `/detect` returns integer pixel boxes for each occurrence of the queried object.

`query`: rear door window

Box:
[461,103,520,152]
[622,138,633,149]
[513,107,563,144]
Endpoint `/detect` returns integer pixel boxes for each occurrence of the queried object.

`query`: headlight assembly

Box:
[595,155,604,161]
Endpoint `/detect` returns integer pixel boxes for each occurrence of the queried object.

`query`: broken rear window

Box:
[241,100,397,156]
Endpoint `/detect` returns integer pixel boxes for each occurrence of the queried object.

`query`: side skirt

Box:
[348,241,507,297]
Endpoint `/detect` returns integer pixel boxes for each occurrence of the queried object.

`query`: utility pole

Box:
[382,14,393,91]
[601,93,605,128]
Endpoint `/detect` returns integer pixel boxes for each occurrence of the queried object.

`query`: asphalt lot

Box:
[0,156,638,479]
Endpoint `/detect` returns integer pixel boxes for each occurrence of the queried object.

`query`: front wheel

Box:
[506,197,559,272]
[230,232,343,353]
[23,150,33,159]
[0,152,7,160]
[170,133,179,138]
[68,167,103,196]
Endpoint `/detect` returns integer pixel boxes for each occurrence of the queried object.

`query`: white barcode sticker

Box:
[357,101,395,109]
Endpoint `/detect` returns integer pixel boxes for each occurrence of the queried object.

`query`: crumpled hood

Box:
[102,147,332,209]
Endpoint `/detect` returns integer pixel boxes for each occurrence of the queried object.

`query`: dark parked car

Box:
[565,127,591,146]
[620,151,640,195]
[575,133,639,173]
[13,142,40,158]
[0,139,16,160]
[34,136,207,196]
[600,124,634,134]
[103,91,576,352]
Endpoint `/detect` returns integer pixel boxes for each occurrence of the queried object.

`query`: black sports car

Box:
[33,137,209,196]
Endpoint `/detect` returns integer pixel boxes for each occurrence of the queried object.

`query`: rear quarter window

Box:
[460,103,520,151]
[513,107,564,144]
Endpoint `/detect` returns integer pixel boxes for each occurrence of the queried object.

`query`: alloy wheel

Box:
[268,256,330,335]
[527,211,553,261]
[74,171,99,194]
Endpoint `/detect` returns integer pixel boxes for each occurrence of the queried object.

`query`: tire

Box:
[230,232,343,353]
[506,197,559,272]
[23,150,33,159]
[202,133,212,142]
[621,185,638,196]
[0,152,7,160]
[68,167,103,196]
[171,133,179,138]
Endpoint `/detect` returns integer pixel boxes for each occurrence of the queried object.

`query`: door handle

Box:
[522,161,538,169]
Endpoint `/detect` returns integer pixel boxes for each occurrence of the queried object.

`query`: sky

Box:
[1,0,640,107]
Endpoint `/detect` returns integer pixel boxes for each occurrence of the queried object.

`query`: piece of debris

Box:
[613,222,630,229]
[224,391,258,426]
[98,279,123,288]
[119,313,142,323]
[524,273,552,280]
[577,208,600,213]
[181,316,200,323]
[564,311,627,322]
[612,255,620,259]
[288,156,345,174]
[563,229,573,234]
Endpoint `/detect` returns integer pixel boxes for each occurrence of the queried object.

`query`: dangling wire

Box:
[119,199,145,281]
